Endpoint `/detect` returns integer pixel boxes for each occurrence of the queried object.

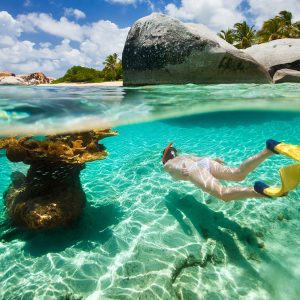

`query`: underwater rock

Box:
[122,13,271,85]
[273,69,300,83]
[244,38,300,77]
[0,130,117,230]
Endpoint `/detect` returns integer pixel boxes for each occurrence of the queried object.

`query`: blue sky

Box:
[1,0,300,77]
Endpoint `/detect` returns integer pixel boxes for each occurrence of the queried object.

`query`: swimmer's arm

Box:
[164,162,189,180]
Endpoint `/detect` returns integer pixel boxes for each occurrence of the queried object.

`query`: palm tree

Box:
[233,21,256,49]
[218,29,235,44]
[277,10,300,37]
[257,17,285,42]
[257,11,300,43]
[279,10,292,25]
[103,53,119,80]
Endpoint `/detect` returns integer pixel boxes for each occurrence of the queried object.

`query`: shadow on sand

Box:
[0,203,124,257]
[165,191,268,279]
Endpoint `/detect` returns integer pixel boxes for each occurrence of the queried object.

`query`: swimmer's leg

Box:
[189,169,264,201]
[210,148,273,181]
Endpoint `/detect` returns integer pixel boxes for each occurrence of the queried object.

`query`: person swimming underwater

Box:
[162,141,282,201]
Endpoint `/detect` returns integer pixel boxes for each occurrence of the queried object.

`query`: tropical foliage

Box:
[103,53,122,81]
[219,10,300,49]
[257,11,300,43]
[53,66,104,83]
[53,53,122,83]
[218,29,235,45]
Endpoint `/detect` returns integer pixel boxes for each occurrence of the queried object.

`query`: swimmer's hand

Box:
[181,163,190,177]
[214,157,225,165]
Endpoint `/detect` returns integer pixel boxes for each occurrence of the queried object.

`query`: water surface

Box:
[1,83,300,135]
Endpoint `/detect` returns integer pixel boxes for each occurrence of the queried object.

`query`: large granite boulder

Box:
[273,69,300,84]
[244,39,300,77]
[0,76,26,85]
[20,72,51,84]
[0,72,52,85]
[122,13,271,86]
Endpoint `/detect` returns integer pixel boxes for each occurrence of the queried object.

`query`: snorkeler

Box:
[162,140,288,201]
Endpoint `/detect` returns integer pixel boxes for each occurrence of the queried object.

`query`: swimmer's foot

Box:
[254,181,272,198]
[266,139,281,154]
[254,181,289,198]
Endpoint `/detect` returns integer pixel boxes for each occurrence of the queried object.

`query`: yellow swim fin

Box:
[254,164,300,197]
[274,143,300,162]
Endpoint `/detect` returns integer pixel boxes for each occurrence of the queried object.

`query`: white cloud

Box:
[64,8,86,20]
[247,0,300,27]
[164,0,300,31]
[17,13,84,41]
[0,11,22,37]
[0,11,129,77]
[165,0,244,31]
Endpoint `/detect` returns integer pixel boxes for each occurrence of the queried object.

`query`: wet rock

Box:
[273,69,300,83]
[0,130,117,230]
[244,38,300,77]
[122,13,271,85]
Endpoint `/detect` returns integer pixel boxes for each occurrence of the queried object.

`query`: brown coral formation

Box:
[0,129,117,230]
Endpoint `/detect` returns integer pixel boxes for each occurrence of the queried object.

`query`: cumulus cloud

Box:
[0,11,129,77]
[247,0,300,27]
[64,8,86,20]
[17,13,84,41]
[165,0,300,31]
[0,11,22,37]
[165,0,244,31]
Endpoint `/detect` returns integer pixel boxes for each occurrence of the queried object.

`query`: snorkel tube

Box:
[162,142,174,164]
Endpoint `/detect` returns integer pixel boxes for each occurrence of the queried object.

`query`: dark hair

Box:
[162,146,178,164]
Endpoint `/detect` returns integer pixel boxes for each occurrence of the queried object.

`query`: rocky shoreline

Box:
[1,14,300,86]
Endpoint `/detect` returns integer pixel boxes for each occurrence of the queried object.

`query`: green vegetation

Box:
[218,10,300,49]
[52,53,122,83]
[103,53,122,81]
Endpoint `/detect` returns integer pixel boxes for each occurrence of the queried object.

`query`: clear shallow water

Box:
[0,85,300,300]
[1,83,300,135]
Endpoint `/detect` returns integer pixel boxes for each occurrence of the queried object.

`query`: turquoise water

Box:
[0,85,300,299]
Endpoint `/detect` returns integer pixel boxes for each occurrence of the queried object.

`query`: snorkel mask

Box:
[162,142,177,164]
